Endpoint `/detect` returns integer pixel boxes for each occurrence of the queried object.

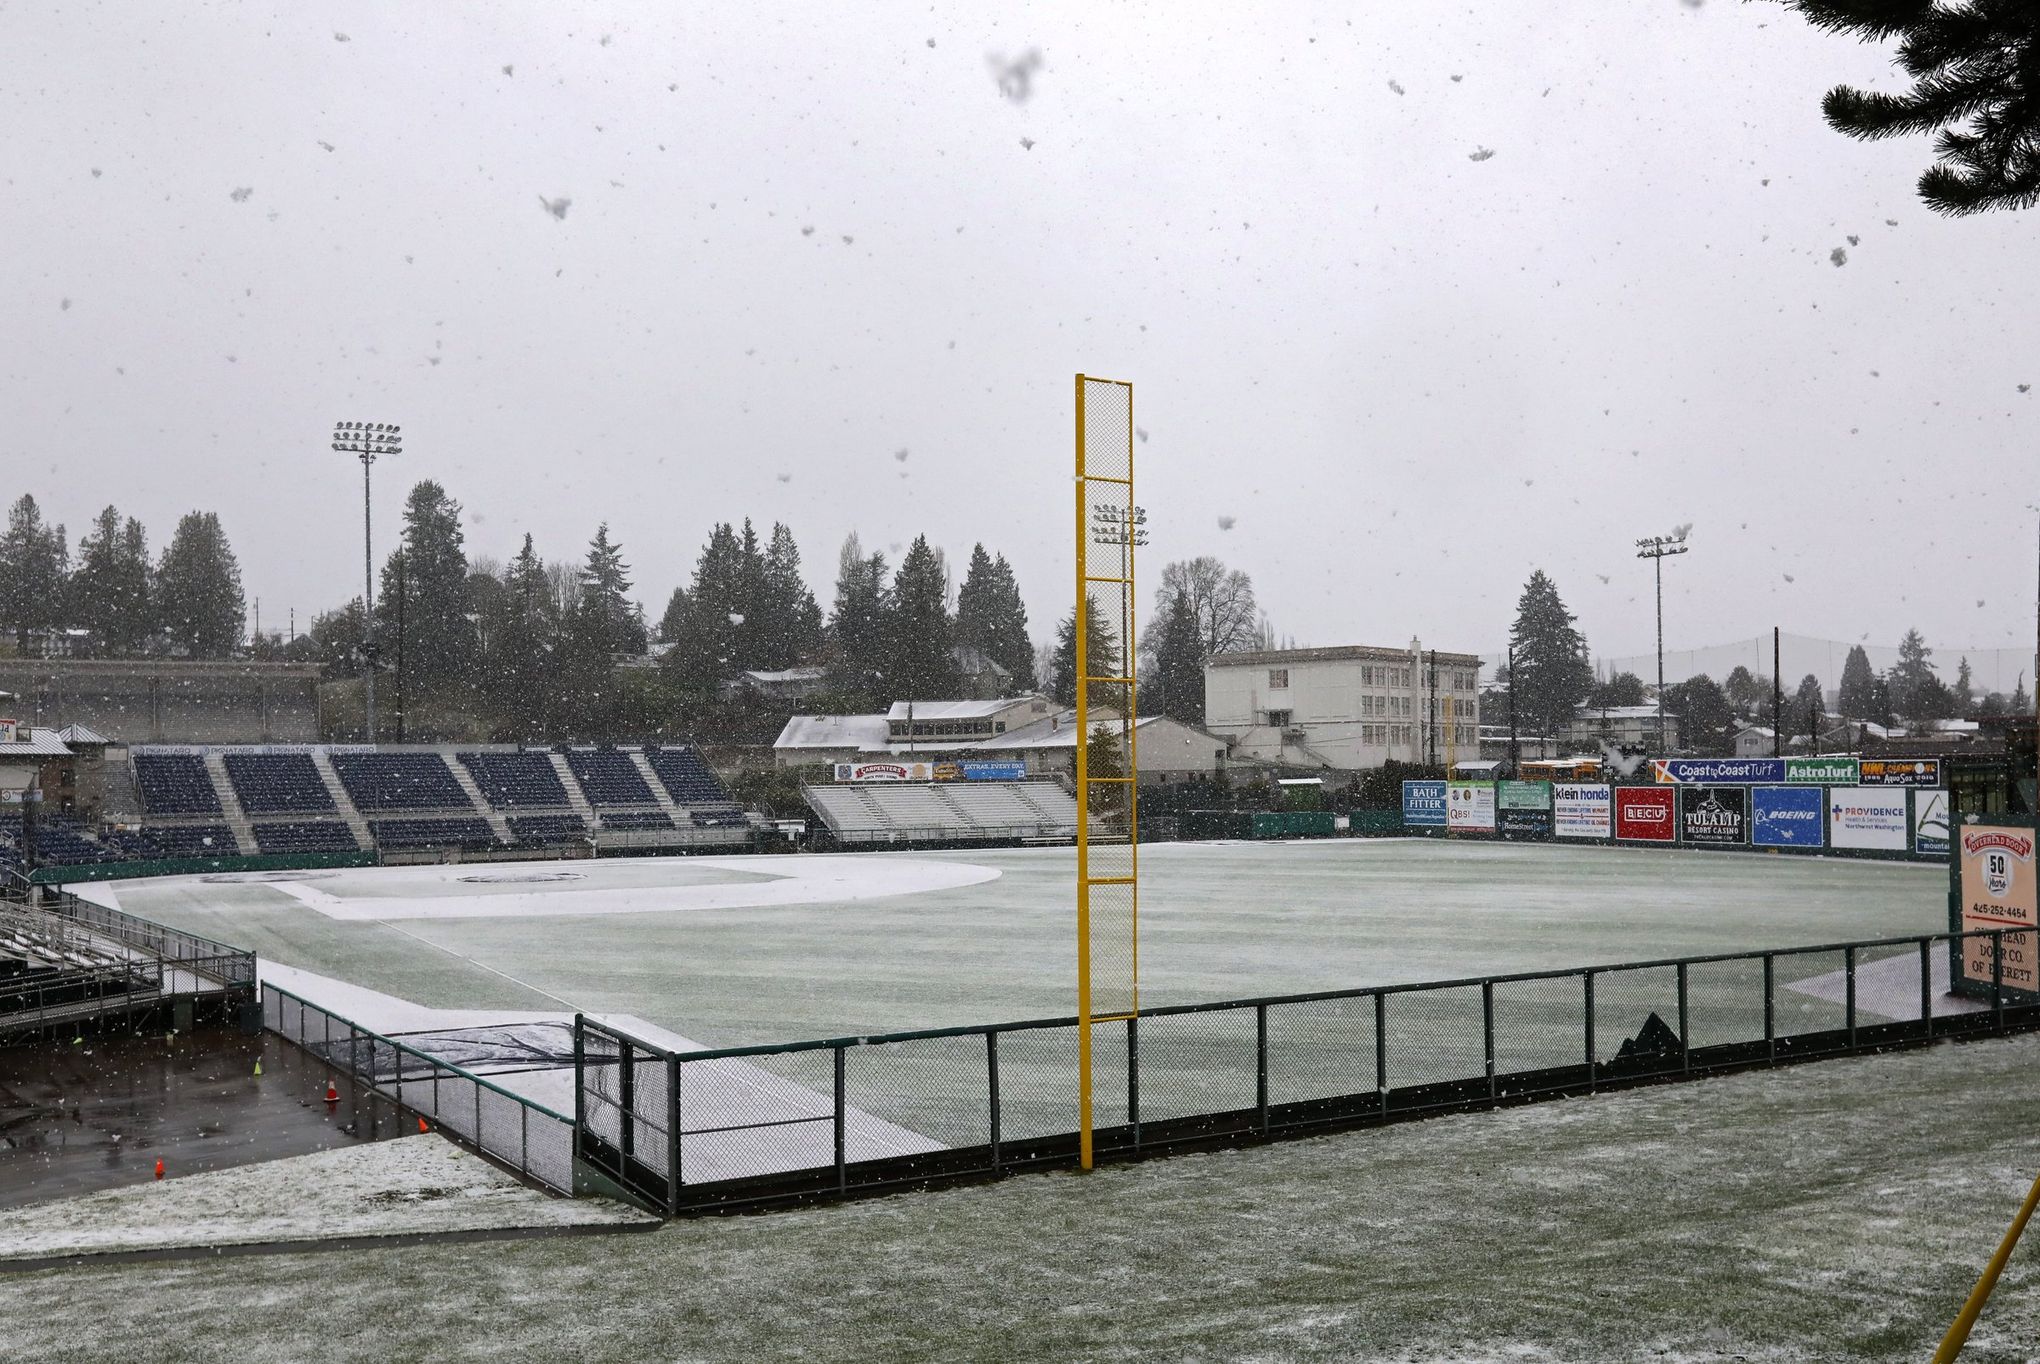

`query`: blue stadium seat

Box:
[563,748,657,806]
[458,753,569,810]
[646,746,736,807]
[224,754,336,814]
[507,814,587,845]
[595,810,673,831]
[368,817,498,851]
[145,825,237,858]
[133,755,221,815]
[331,753,471,811]
[252,822,359,855]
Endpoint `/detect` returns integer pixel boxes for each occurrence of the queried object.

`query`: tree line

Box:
[0,494,247,659]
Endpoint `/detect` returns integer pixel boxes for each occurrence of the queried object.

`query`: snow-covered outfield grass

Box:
[0,1135,648,1262]
[95,841,1945,1049]
[3,1033,2034,1363]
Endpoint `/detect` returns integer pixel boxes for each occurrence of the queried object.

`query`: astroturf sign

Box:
[1829,786,1909,852]
[1614,786,1676,842]
[1951,820,2038,1000]
[1785,756,1859,785]
[1679,786,1748,846]
[1553,783,1612,839]
[1402,780,1447,828]
[1751,786,1825,848]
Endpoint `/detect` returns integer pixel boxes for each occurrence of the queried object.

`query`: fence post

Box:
[522,1100,530,1183]
[1374,991,1388,1116]
[1993,931,2006,1035]
[666,1055,682,1215]
[833,1044,847,1193]
[1583,971,1596,1092]
[572,1015,585,1140]
[986,1032,1001,1172]
[1126,1018,1140,1152]
[619,1041,636,1160]
[1676,962,1691,1074]
[1482,980,1496,1099]
[474,1077,482,1146]
[1919,938,1934,1038]
[1763,954,1776,1064]
[1845,945,1858,1051]
[1256,1004,1270,1136]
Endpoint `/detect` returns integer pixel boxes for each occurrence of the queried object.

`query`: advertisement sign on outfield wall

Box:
[1553,784,1613,839]
[1614,786,1676,841]
[1497,781,1552,811]
[1912,789,1951,857]
[1828,787,1909,851]
[1679,786,1748,846]
[1446,782,1497,832]
[1750,786,1825,848]
[1785,757,1859,785]
[1402,780,1447,828]
[1653,758,1784,785]
[1858,758,1941,788]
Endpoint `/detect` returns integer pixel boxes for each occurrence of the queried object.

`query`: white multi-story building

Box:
[1203,642,1483,770]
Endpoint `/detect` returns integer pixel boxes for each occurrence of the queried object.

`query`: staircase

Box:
[546,752,598,828]
[626,750,688,825]
[932,785,983,830]
[200,753,259,855]
[308,751,374,850]
[443,759,513,844]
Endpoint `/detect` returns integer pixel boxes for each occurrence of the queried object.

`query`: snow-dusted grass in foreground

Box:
[0,1135,648,1261]
[2,1035,2034,1362]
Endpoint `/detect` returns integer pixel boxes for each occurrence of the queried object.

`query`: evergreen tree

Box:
[1794,674,1826,749]
[69,506,151,655]
[656,586,690,645]
[1590,671,1647,708]
[1954,656,1975,717]
[308,598,369,678]
[1887,627,1953,720]
[1050,596,1121,709]
[955,545,1036,692]
[578,523,646,657]
[2012,673,2031,715]
[1665,674,1737,756]
[1724,665,1772,717]
[489,535,559,730]
[889,535,959,700]
[376,481,473,687]
[667,523,748,691]
[1146,588,1206,726]
[155,511,245,658]
[1838,645,1878,718]
[0,494,68,655]
[1507,570,1594,740]
[755,522,823,668]
[1779,1,2040,214]
[826,533,893,702]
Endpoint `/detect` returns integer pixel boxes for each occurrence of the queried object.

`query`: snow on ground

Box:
[3,1034,2034,1362]
[196,853,1001,921]
[0,1135,648,1261]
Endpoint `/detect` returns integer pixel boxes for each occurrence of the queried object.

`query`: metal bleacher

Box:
[802,781,1082,845]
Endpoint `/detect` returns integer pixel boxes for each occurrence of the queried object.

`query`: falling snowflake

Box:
[333,32,350,42]
[1020,138,1035,151]
[1830,247,1847,266]
[841,234,854,245]
[1217,515,1236,530]
[990,49,1044,102]
[801,225,815,236]
[1387,79,1405,95]
[1847,234,1859,246]
[2019,384,2031,393]
[926,38,936,48]
[894,448,910,462]
[1884,218,1897,226]
[1783,574,1795,583]
[90,168,102,178]
[1450,74,1464,82]
[1467,147,1495,162]
[728,613,745,626]
[777,473,792,483]
[1136,428,1148,443]
[503,64,514,76]
[229,186,253,202]
[317,140,335,152]
[538,196,571,219]
[1595,574,1610,584]
[1672,521,1694,538]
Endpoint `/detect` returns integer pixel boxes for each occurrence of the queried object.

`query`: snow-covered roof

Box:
[773,714,893,752]
[2,728,73,758]
[971,711,1168,751]
[55,723,110,746]
[884,698,1030,722]
[1574,706,1662,721]
[741,667,828,685]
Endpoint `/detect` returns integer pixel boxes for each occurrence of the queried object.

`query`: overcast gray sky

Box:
[5,1,2035,677]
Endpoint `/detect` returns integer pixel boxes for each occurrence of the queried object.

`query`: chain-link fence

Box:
[266,984,573,1194]
[578,928,2040,1214]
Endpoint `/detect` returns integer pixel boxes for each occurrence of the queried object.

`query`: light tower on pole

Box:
[331,421,402,742]
[1635,530,1691,757]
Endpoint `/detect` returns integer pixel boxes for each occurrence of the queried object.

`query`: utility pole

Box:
[1773,626,1782,758]
[1506,641,1519,777]
[395,549,407,745]
[1635,531,1691,756]
[330,421,403,742]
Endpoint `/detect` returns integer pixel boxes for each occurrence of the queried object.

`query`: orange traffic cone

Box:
[417,1117,429,1134]
[153,1159,164,1181]
[324,1079,339,1107]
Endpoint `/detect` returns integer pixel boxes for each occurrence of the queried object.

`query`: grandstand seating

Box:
[458,753,570,810]
[563,748,658,806]
[689,810,749,828]
[645,746,735,807]
[144,825,237,858]
[133,754,221,815]
[804,781,1081,844]
[369,818,498,851]
[507,814,587,845]
[0,816,121,867]
[98,828,167,861]
[331,753,472,811]
[596,810,673,831]
[224,754,336,814]
[252,822,359,855]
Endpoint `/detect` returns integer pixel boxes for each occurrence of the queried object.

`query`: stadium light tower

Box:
[331,421,402,742]
[1635,529,1691,757]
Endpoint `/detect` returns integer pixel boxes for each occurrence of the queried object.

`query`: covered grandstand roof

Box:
[774,714,894,753]
[55,724,110,746]
[883,699,1033,721]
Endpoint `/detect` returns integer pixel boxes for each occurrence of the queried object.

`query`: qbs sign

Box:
[1614,787,1675,842]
